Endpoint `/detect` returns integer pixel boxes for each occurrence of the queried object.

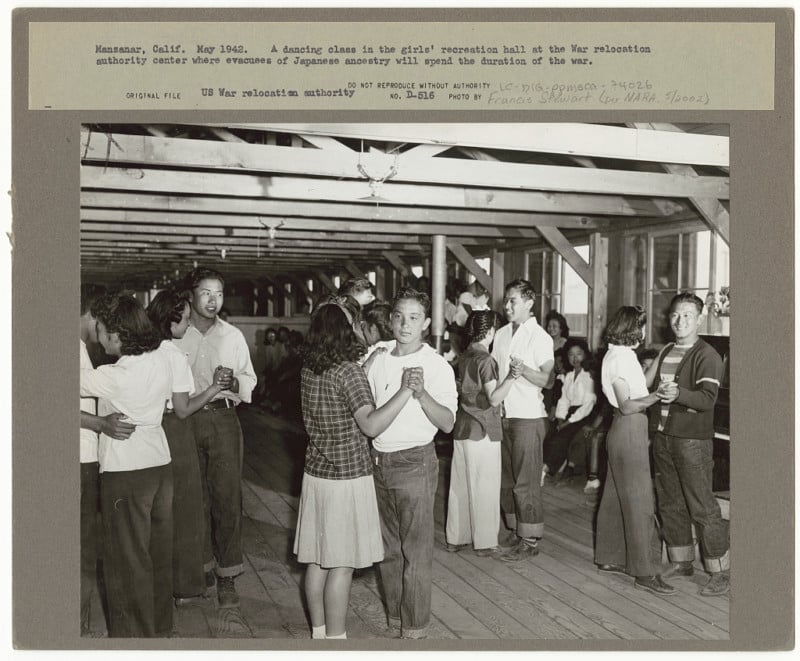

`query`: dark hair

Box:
[92,293,162,356]
[447,278,467,304]
[362,300,393,342]
[464,309,497,344]
[146,288,190,340]
[393,286,431,316]
[300,296,365,374]
[638,347,660,363]
[467,280,489,300]
[81,283,107,316]
[338,277,373,298]
[669,291,705,315]
[545,310,570,339]
[505,278,536,302]
[184,266,225,291]
[562,337,592,373]
[604,306,647,347]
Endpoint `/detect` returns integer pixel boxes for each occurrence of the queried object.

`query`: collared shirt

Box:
[301,362,375,480]
[453,344,503,442]
[491,316,554,419]
[80,344,174,473]
[173,317,257,404]
[79,340,99,464]
[159,339,196,410]
[602,344,648,409]
[368,343,458,453]
[555,369,597,424]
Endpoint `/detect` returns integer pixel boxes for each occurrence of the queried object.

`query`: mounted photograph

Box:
[77,122,731,641]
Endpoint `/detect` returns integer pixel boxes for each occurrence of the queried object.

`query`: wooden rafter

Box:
[446,241,492,293]
[537,226,593,288]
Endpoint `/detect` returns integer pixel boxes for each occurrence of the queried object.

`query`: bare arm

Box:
[519,359,554,389]
[353,382,415,438]
[81,411,135,440]
[171,384,224,419]
[612,378,660,416]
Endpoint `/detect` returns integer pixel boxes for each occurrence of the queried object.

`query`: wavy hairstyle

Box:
[362,300,394,342]
[300,295,365,374]
[184,266,225,291]
[545,310,570,339]
[669,291,704,315]
[604,306,647,347]
[464,309,499,345]
[146,288,190,340]
[91,292,162,356]
[393,286,431,316]
[504,278,536,303]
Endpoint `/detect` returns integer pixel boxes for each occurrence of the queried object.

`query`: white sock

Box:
[326,631,347,639]
[311,625,326,639]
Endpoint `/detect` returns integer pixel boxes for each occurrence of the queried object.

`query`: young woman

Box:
[594,306,675,596]
[146,288,229,604]
[445,310,521,556]
[544,310,570,353]
[542,338,596,483]
[293,295,415,639]
[79,293,176,637]
[360,299,394,374]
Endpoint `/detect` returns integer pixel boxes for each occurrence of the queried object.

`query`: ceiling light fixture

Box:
[356,140,399,204]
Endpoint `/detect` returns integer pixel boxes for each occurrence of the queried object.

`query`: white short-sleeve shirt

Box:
[601,344,648,408]
[491,316,554,419]
[80,344,174,472]
[368,343,458,453]
[160,339,196,409]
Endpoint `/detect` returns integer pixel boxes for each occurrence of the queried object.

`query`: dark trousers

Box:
[595,412,661,577]
[190,407,244,577]
[101,464,174,637]
[372,442,438,637]
[653,431,730,572]
[80,462,100,634]
[501,418,547,539]
[162,412,206,596]
[543,418,584,475]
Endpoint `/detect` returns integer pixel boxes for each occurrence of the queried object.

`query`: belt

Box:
[203,398,236,411]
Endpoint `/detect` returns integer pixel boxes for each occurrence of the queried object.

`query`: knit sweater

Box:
[654,338,723,439]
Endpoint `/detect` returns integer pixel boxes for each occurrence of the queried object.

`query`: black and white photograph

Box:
[77,122,732,641]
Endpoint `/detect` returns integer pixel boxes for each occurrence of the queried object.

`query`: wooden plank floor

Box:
[169,406,729,640]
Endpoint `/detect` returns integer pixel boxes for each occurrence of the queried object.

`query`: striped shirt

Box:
[658,343,691,430]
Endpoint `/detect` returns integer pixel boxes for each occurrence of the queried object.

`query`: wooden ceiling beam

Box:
[537,226,594,288]
[80,187,605,231]
[446,241,493,293]
[213,123,730,168]
[80,132,729,199]
[80,203,591,234]
[80,171,673,217]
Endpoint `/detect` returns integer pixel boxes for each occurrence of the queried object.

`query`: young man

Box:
[79,284,134,636]
[368,287,458,639]
[652,292,729,596]
[491,279,554,561]
[173,267,257,608]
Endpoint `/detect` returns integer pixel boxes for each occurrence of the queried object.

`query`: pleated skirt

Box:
[293,472,384,569]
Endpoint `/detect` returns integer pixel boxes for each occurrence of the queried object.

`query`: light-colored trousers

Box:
[446,436,501,550]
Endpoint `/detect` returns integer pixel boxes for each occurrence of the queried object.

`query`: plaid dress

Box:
[294,362,384,567]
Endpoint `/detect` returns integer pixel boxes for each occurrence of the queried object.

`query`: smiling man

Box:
[491,279,554,562]
[173,267,257,608]
[652,292,729,597]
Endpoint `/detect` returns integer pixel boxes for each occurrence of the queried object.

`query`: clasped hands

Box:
[213,365,234,390]
[401,366,425,398]
[656,379,679,404]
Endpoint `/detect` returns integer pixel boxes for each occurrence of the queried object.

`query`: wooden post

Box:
[491,248,505,312]
[431,235,447,352]
[375,264,386,301]
[588,233,609,352]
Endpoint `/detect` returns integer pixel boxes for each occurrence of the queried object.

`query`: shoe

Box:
[634,575,676,595]
[700,572,730,597]
[499,540,539,562]
[583,479,601,495]
[662,561,694,579]
[445,542,469,553]
[204,570,217,595]
[597,563,628,576]
[217,576,240,608]
[474,546,504,558]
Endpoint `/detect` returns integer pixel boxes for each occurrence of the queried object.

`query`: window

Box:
[526,246,590,334]
[411,265,424,279]
[561,246,589,337]
[647,229,727,344]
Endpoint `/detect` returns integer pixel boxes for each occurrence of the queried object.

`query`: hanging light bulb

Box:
[268,226,277,249]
